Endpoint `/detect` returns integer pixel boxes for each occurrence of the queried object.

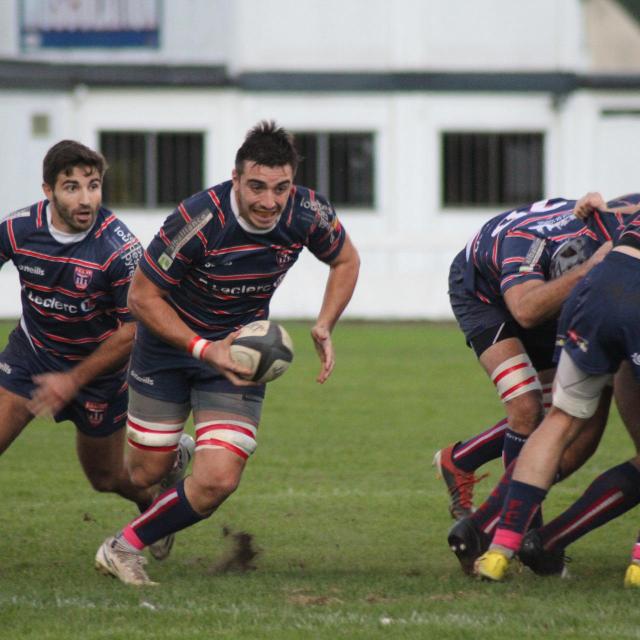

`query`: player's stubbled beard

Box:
[52,192,98,232]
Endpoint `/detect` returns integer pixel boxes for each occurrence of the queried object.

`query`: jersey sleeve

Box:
[499,232,548,294]
[589,210,628,243]
[0,209,23,267]
[617,211,640,250]
[305,195,346,263]
[0,221,11,267]
[107,228,144,323]
[139,200,213,291]
[589,194,640,243]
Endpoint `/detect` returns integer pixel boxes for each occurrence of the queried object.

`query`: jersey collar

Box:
[230,189,281,235]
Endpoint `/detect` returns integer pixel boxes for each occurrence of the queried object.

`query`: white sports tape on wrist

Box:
[188,336,212,360]
[491,353,541,403]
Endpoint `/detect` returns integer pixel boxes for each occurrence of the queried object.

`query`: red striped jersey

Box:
[140,181,346,337]
[463,197,635,307]
[0,200,142,363]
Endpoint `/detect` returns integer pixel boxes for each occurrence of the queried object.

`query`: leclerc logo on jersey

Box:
[74,266,93,290]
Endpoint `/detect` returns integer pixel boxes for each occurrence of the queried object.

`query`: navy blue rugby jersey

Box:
[140,181,346,338]
[617,194,640,249]
[0,200,142,363]
[462,197,632,306]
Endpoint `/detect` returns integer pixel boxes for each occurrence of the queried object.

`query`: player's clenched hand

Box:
[201,331,256,386]
[311,325,335,384]
[28,371,81,417]
[574,192,607,219]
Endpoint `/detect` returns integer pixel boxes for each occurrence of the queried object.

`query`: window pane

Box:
[100,132,146,207]
[329,133,374,207]
[101,131,204,208]
[443,133,462,205]
[157,133,204,206]
[293,133,319,191]
[502,134,543,203]
[442,132,544,208]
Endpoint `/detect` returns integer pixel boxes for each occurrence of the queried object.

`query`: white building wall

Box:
[0,1,19,56]
[230,0,585,72]
[2,0,586,70]
[5,85,640,319]
[596,113,640,196]
[0,0,639,319]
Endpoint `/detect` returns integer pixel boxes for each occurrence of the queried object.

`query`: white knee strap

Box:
[126,415,185,450]
[491,354,542,403]
[552,351,612,419]
[195,420,258,460]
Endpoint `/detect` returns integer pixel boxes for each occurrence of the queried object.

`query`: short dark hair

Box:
[43,140,108,187]
[235,120,299,176]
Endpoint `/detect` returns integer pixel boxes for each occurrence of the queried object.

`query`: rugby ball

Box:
[230,321,294,383]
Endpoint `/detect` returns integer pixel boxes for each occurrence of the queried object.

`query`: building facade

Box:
[1,0,640,319]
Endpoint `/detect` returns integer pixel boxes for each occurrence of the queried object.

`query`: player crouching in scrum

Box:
[474,209,640,584]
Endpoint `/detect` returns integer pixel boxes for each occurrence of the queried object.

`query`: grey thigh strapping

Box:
[128,386,191,422]
[126,387,191,449]
[191,390,264,423]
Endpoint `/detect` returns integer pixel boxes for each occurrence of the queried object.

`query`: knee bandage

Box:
[195,420,257,460]
[126,415,186,451]
[552,351,612,419]
[491,354,541,403]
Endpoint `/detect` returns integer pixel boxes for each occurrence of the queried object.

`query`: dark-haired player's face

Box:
[232,162,293,230]
[43,165,102,234]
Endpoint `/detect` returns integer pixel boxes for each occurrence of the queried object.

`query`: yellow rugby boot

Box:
[624,562,640,588]
[475,549,511,582]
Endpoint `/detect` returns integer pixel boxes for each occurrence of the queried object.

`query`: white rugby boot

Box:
[95,536,157,586]
[148,433,195,561]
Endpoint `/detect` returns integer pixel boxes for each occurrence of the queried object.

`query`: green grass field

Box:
[1,320,640,639]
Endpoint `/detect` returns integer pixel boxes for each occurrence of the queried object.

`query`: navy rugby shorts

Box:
[128,324,266,405]
[557,251,640,380]
[448,249,556,371]
[0,326,127,437]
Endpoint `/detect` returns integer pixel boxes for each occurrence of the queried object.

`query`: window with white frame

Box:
[294,132,375,208]
[100,132,204,208]
[441,132,544,207]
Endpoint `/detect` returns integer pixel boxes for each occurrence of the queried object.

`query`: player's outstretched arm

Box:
[127,267,253,386]
[312,234,360,384]
[28,321,136,417]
